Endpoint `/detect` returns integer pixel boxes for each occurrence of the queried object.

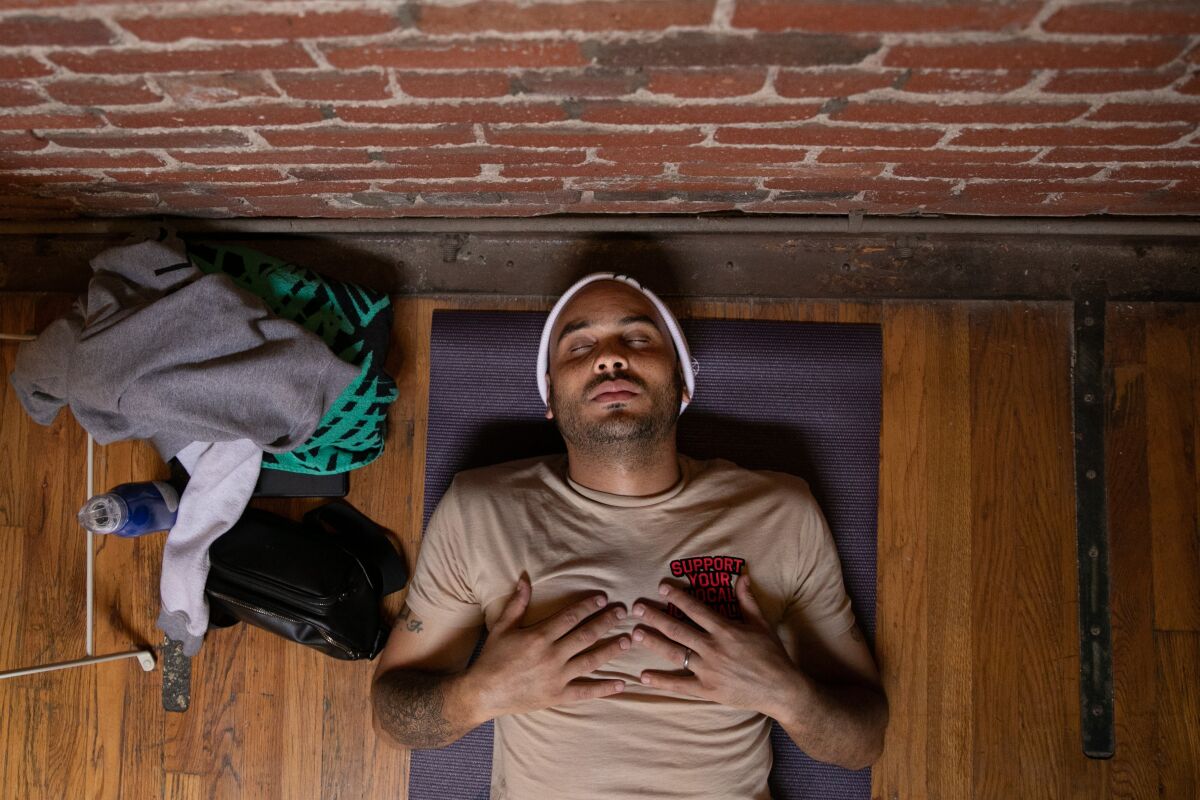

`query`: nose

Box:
[593,339,627,374]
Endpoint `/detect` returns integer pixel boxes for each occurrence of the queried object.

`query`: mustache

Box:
[584,371,646,395]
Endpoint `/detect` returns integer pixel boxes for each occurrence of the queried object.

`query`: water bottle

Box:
[77,481,179,537]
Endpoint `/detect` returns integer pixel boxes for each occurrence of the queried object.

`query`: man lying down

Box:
[372,273,889,799]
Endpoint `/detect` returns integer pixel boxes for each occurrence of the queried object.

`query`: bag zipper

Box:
[210,563,347,608]
[208,590,363,659]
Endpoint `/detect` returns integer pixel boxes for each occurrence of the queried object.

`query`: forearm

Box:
[771,670,888,771]
[371,668,488,750]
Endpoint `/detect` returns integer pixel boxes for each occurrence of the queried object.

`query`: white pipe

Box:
[0,650,155,680]
[86,433,94,657]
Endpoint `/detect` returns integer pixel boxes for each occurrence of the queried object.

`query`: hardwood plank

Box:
[0,295,34,527]
[1155,631,1200,798]
[1105,304,1157,800]
[0,685,38,797]
[1145,310,1200,631]
[279,639,326,800]
[921,304,974,800]
[873,304,934,799]
[0,527,23,670]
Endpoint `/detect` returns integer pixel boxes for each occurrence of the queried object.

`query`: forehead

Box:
[550,280,666,342]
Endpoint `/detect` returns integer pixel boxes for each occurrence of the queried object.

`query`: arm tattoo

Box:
[373,671,455,749]
[397,604,424,634]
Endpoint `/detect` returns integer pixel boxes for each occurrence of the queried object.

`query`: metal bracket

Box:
[1071,282,1115,759]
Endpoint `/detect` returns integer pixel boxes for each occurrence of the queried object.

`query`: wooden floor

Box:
[0,294,1197,800]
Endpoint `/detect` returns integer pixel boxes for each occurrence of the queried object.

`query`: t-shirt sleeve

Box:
[404,483,485,629]
[779,488,856,643]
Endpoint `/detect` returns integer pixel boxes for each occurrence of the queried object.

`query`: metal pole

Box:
[0,650,155,680]
[86,433,94,657]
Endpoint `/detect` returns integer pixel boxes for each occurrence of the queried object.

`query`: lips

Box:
[589,379,640,403]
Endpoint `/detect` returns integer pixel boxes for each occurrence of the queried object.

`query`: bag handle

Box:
[304,501,408,595]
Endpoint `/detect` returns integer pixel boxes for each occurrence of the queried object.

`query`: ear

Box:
[544,375,555,420]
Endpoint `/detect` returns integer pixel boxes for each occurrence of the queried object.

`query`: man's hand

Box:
[631,576,809,717]
[467,578,631,719]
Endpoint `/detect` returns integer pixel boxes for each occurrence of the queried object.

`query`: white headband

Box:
[537,272,695,414]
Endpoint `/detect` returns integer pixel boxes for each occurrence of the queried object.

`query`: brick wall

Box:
[0,0,1197,220]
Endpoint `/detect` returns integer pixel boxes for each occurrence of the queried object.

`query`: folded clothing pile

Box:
[8,238,398,655]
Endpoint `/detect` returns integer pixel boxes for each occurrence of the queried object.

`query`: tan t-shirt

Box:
[406,453,856,800]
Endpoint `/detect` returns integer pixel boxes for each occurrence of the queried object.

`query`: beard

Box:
[549,368,682,462]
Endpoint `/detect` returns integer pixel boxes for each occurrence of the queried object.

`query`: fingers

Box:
[631,602,706,652]
[639,670,703,697]
[735,574,768,627]
[556,604,627,656]
[544,593,611,641]
[560,678,626,704]
[493,578,531,632]
[656,583,723,630]
[564,635,631,677]
[630,626,691,669]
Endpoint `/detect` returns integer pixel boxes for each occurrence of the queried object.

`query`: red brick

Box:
[0,15,114,46]
[103,168,289,184]
[117,10,398,42]
[899,70,1034,94]
[49,44,315,75]
[885,40,1185,70]
[1,172,99,189]
[715,125,944,147]
[514,70,644,98]
[599,144,811,162]
[273,71,390,101]
[398,72,512,98]
[1110,165,1200,182]
[569,200,734,214]
[733,0,1039,32]
[376,178,564,193]
[819,147,1039,163]
[377,147,587,166]
[414,189,581,205]
[109,105,325,129]
[950,125,1193,147]
[581,102,822,124]
[259,126,475,148]
[486,127,704,148]
[1044,3,1200,36]
[323,40,584,70]
[235,181,373,197]
[775,68,900,97]
[837,101,1089,124]
[647,68,767,97]
[1175,73,1200,95]
[956,181,1167,205]
[502,163,666,178]
[416,0,714,33]
[0,55,51,79]
[289,165,482,181]
[1087,102,1200,123]
[0,81,42,107]
[892,163,1103,180]
[243,196,336,216]
[1041,145,1200,163]
[679,162,883,179]
[44,78,163,106]
[0,112,101,130]
[0,151,164,169]
[593,32,880,67]
[47,130,252,149]
[573,177,758,192]
[170,149,376,166]
[156,73,279,105]
[1042,67,1185,94]
[336,102,565,125]
[764,176,951,193]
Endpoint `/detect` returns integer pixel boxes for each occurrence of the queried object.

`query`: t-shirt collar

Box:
[564,456,689,508]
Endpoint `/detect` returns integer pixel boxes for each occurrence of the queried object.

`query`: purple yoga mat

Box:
[412,311,880,800]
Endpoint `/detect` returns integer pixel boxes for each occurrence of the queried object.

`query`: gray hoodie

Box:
[9,239,359,460]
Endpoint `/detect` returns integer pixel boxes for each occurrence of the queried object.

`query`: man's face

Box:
[545,281,686,455]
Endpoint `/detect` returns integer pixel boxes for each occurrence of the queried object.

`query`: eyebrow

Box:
[556,314,659,344]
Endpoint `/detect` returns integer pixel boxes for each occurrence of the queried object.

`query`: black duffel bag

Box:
[205,501,407,660]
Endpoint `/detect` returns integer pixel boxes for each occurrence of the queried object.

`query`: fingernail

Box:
[640,674,651,685]
[658,584,670,596]
[632,604,644,617]
[620,637,630,650]
[632,630,644,642]
[615,608,626,620]
[595,595,607,608]
[613,682,624,692]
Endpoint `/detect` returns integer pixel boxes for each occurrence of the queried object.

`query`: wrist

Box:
[454,664,501,726]
[768,663,821,726]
